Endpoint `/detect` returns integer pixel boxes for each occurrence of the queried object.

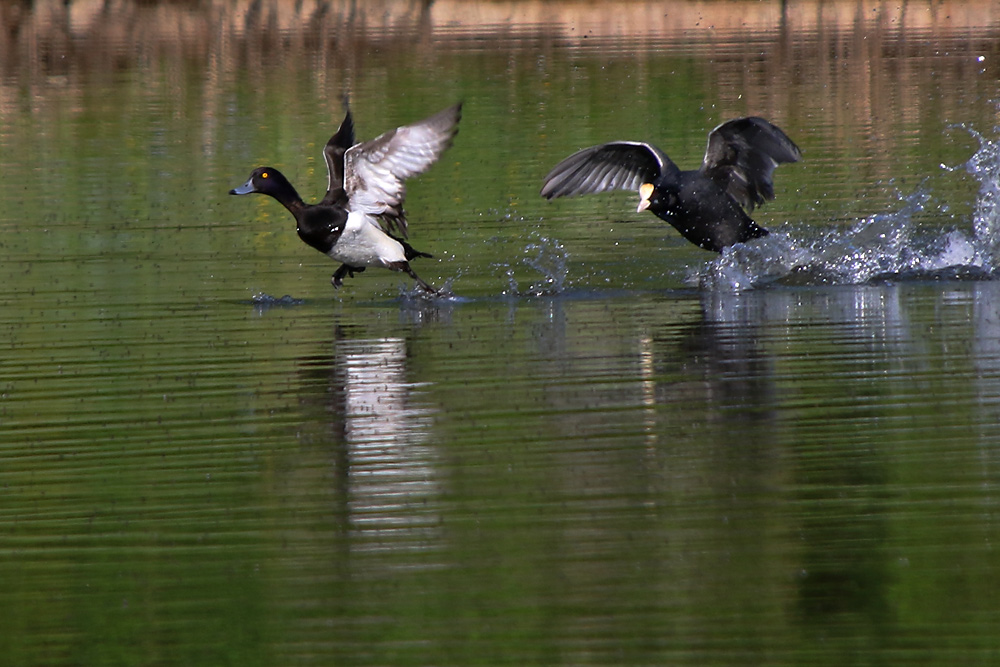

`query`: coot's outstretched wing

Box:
[321,107,355,206]
[701,117,801,211]
[343,103,462,237]
[541,141,678,199]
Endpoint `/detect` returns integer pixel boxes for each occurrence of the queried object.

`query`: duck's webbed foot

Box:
[331,264,366,288]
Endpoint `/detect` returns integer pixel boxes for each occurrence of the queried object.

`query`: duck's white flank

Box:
[327,212,404,268]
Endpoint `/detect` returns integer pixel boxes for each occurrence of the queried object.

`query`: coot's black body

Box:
[541,117,801,252]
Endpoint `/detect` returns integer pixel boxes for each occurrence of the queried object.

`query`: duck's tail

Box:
[390,234,433,261]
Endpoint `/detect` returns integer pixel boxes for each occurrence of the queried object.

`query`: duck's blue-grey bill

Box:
[229,179,256,195]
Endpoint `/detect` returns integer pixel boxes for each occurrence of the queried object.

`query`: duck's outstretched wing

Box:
[344,103,462,237]
[321,107,356,206]
[540,142,677,199]
[700,117,801,211]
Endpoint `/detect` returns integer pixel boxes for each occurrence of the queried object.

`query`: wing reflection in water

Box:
[297,335,441,565]
[339,338,439,553]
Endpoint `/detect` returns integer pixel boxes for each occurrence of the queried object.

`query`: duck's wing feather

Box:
[701,117,801,211]
[540,142,677,199]
[321,108,356,206]
[344,103,462,237]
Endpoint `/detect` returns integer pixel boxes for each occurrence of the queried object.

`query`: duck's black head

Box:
[230,167,301,207]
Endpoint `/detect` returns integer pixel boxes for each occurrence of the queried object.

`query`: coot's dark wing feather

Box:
[540,142,677,199]
[321,109,356,206]
[701,117,801,211]
[343,103,462,237]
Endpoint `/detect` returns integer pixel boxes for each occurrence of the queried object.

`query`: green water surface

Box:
[1,2,999,665]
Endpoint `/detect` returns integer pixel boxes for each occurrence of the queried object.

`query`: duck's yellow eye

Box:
[261,171,269,179]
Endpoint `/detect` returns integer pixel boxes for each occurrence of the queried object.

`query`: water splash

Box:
[497,234,569,296]
[248,292,305,314]
[397,275,460,301]
[697,120,1000,291]
[962,122,1000,260]
[694,231,809,291]
[801,186,948,284]
[522,236,568,295]
[249,292,304,307]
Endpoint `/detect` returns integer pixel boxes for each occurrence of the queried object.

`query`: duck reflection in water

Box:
[541,117,801,253]
[297,334,441,556]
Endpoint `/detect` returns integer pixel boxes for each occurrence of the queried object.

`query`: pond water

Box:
[2,0,1000,664]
